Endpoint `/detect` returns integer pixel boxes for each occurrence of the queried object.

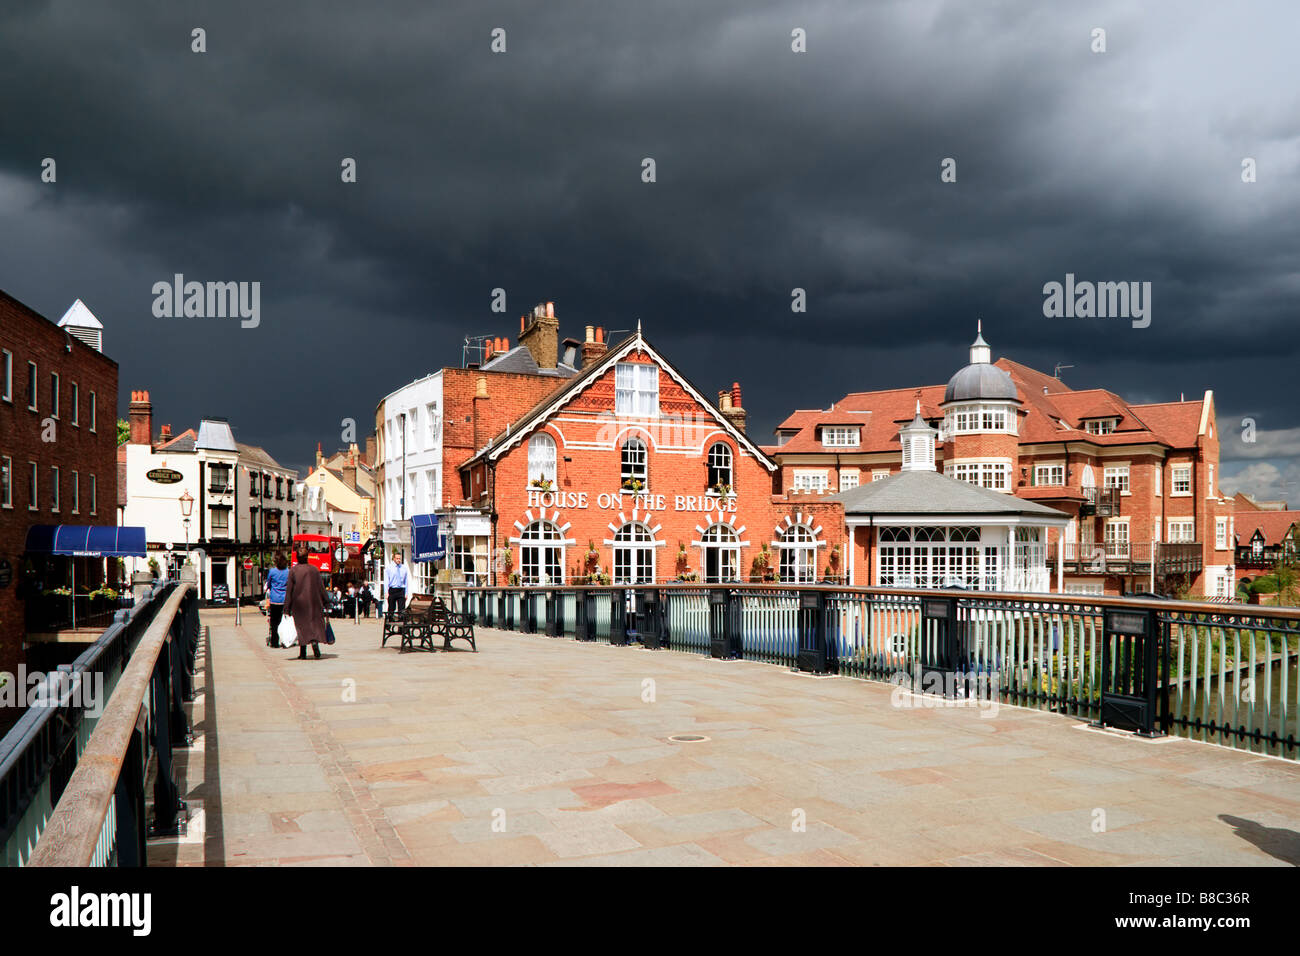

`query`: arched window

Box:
[707,442,733,491]
[519,520,564,585]
[700,524,740,583]
[621,437,647,490]
[778,524,817,584]
[528,433,556,486]
[613,522,655,584]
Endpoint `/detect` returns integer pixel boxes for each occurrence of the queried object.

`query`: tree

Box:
[116,418,130,446]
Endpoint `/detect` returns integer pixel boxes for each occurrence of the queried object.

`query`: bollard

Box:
[637,588,663,649]
[797,590,828,673]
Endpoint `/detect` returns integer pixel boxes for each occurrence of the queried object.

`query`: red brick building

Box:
[768,326,1234,597]
[0,292,119,685]
[458,326,844,585]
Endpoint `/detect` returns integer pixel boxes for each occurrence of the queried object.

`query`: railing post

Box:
[522,590,536,634]
[497,591,506,629]
[575,589,592,641]
[709,589,740,659]
[168,611,192,747]
[919,596,959,698]
[637,588,662,649]
[544,591,559,636]
[797,590,828,673]
[1096,607,1163,737]
[148,645,187,838]
[610,591,628,645]
[112,721,147,866]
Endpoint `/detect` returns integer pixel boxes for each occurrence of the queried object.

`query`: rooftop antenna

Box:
[462,334,493,368]
[1053,364,1073,380]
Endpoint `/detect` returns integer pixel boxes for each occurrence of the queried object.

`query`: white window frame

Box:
[27,362,38,411]
[50,466,59,513]
[70,381,79,426]
[707,442,733,490]
[612,522,655,585]
[778,524,819,584]
[1,349,11,403]
[838,469,860,491]
[71,470,79,514]
[28,461,38,510]
[1154,465,1161,496]
[1034,462,1065,486]
[49,372,59,420]
[949,460,1011,492]
[1168,519,1195,543]
[1103,464,1130,495]
[88,390,96,433]
[621,437,648,489]
[821,426,860,448]
[871,470,890,482]
[1103,518,1129,557]
[0,456,10,508]
[1171,465,1191,496]
[527,433,557,486]
[519,520,565,585]
[792,470,828,492]
[945,403,1016,436]
[700,524,740,583]
[1208,464,1215,498]
[1215,516,1228,550]
[614,362,659,418]
[1084,418,1117,435]
[89,474,96,515]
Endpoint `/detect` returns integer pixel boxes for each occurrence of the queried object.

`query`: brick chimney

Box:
[159,423,172,443]
[721,382,747,434]
[343,443,359,490]
[364,435,376,466]
[128,390,153,445]
[581,325,607,369]
[315,442,324,468]
[519,301,560,370]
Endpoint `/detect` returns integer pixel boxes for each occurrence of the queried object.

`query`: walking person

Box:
[360,582,374,618]
[385,551,409,614]
[264,552,290,648]
[284,548,328,659]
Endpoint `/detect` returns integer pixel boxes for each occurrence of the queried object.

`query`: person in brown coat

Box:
[283,549,328,659]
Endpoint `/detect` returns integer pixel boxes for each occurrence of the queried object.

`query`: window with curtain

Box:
[528,433,557,485]
[615,362,659,416]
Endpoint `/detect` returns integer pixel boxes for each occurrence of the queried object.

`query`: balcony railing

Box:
[1049,541,1202,576]
[25,591,135,636]
[1079,486,1121,516]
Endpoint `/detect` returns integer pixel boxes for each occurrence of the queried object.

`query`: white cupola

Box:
[899,400,937,472]
[57,299,104,352]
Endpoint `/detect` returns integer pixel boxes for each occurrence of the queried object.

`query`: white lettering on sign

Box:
[526,490,734,513]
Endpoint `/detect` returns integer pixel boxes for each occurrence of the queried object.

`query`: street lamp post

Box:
[179,490,194,574]
[443,512,456,611]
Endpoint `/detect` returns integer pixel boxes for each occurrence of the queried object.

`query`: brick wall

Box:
[0,292,119,687]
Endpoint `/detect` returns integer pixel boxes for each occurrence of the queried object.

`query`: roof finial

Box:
[637,318,642,335]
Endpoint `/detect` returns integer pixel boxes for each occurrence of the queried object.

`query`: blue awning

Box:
[410,514,444,563]
[25,525,148,557]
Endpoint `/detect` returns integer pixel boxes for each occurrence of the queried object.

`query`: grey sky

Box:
[1,0,1296,494]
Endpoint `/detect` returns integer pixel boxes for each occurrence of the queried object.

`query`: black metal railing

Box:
[1,580,199,867]
[451,583,1300,761]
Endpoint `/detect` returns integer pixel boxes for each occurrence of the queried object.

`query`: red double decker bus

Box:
[292,534,342,574]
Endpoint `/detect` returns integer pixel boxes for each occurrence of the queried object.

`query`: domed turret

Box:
[943,320,1018,404]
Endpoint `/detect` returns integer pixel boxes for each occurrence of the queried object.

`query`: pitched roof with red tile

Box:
[1234,509,1300,546]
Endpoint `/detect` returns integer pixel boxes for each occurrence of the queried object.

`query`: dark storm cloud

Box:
[0,0,1296,490]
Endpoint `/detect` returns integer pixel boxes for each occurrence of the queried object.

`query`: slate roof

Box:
[481,345,580,378]
[830,470,1069,519]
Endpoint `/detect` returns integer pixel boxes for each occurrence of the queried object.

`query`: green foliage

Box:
[116,418,130,446]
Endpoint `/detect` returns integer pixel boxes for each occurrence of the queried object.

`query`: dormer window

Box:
[944,403,1016,435]
[821,426,859,448]
[1084,418,1118,435]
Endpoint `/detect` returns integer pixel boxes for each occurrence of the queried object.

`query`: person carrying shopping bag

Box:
[283,548,328,659]
[264,552,290,648]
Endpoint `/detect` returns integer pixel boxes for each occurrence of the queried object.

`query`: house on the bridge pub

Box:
[455,323,845,586]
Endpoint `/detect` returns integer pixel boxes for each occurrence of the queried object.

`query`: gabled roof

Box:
[237,442,292,473]
[463,329,776,472]
[831,470,1070,521]
[1234,510,1300,547]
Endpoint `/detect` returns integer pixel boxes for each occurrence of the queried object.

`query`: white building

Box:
[119,392,297,602]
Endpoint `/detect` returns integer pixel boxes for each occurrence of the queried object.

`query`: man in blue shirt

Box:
[385,551,410,614]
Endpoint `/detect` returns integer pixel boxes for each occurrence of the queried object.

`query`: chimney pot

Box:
[546,301,554,318]
[585,325,594,343]
[128,388,154,445]
[595,327,604,344]
[520,315,526,335]
[475,375,488,399]
[732,382,742,408]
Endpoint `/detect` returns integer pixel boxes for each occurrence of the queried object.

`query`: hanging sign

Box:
[147,468,184,484]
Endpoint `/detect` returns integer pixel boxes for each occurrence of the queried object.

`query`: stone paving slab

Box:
[152,611,1300,867]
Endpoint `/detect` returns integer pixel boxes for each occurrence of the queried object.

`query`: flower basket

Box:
[621,478,645,492]
[529,478,554,491]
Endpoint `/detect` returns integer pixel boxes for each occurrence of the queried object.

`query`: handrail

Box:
[450,582,1300,621]
[26,583,192,867]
